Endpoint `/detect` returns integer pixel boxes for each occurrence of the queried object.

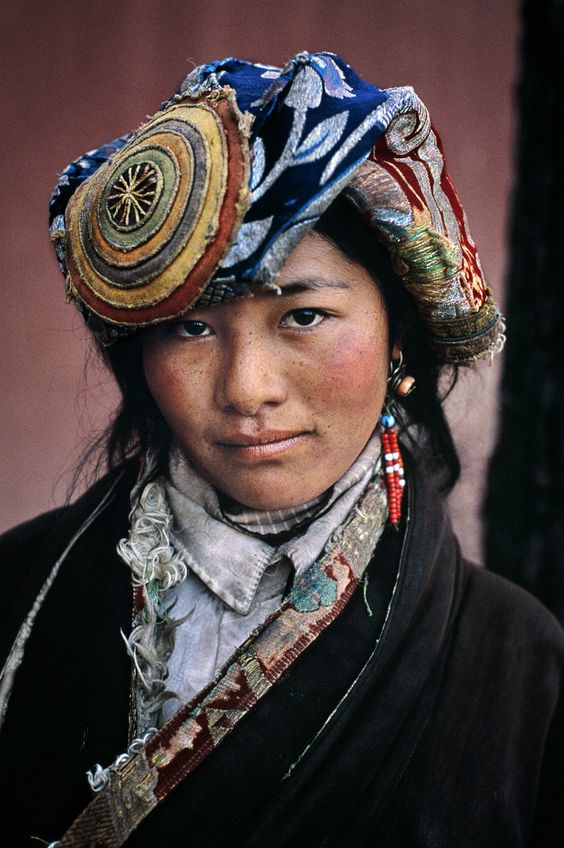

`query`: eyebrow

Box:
[275,276,352,296]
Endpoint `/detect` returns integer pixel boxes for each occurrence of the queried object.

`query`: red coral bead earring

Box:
[380,411,405,527]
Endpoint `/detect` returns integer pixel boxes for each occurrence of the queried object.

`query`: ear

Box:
[391,340,402,360]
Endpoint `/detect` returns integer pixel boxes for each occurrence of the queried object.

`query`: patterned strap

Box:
[55,476,388,847]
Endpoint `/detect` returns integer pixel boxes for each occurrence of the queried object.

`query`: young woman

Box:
[1,52,562,847]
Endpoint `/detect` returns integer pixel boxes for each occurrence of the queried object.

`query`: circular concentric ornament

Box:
[64,89,251,326]
[104,159,164,232]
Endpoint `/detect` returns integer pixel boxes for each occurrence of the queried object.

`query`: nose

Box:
[215,330,288,416]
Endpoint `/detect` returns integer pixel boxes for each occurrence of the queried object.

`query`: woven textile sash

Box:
[55,476,387,847]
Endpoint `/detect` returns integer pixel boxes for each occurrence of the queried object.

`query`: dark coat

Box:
[0,461,562,847]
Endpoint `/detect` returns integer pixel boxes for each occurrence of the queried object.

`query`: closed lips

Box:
[217,430,308,446]
[215,431,311,460]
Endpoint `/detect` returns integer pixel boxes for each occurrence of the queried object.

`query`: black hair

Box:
[92,197,460,493]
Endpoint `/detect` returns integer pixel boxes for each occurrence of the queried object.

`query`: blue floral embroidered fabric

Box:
[180,52,390,284]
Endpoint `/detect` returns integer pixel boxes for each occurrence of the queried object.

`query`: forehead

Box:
[263,230,380,296]
[183,230,384,322]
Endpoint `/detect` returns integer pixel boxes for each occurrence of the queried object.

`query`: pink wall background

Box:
[0,0,518,562]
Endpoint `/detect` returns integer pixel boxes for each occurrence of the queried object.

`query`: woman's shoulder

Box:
[0,460,137,558]
[0,461,138,665]
[459,559,564,666]
[0,502,65,557]
[0,462,138,616]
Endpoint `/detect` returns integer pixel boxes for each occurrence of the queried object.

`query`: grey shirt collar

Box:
[164,433,381,615]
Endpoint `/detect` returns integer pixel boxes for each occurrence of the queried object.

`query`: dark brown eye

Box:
[282,309,324,328]
[177,320,212,337]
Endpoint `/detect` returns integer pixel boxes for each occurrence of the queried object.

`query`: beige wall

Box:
[0,0,518,562]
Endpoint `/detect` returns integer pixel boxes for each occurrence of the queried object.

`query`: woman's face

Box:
[143,232,390,509]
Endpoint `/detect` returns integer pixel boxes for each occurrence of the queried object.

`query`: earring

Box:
[387,350,416,398]
[380,353,415,527]
[380,409,405,527]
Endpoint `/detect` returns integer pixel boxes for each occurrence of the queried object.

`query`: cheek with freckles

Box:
[143,344,211,441]
[301,321,388,439]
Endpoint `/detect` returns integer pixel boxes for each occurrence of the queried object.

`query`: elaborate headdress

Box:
[49,52,504,364]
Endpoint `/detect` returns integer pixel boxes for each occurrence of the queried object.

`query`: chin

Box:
[216,475,328,511]
[220,488,315,511]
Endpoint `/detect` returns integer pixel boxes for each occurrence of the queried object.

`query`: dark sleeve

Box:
[0,507,68,665]
[465,566,564,846]
[0,462,136,666]
[373,563,564,847]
